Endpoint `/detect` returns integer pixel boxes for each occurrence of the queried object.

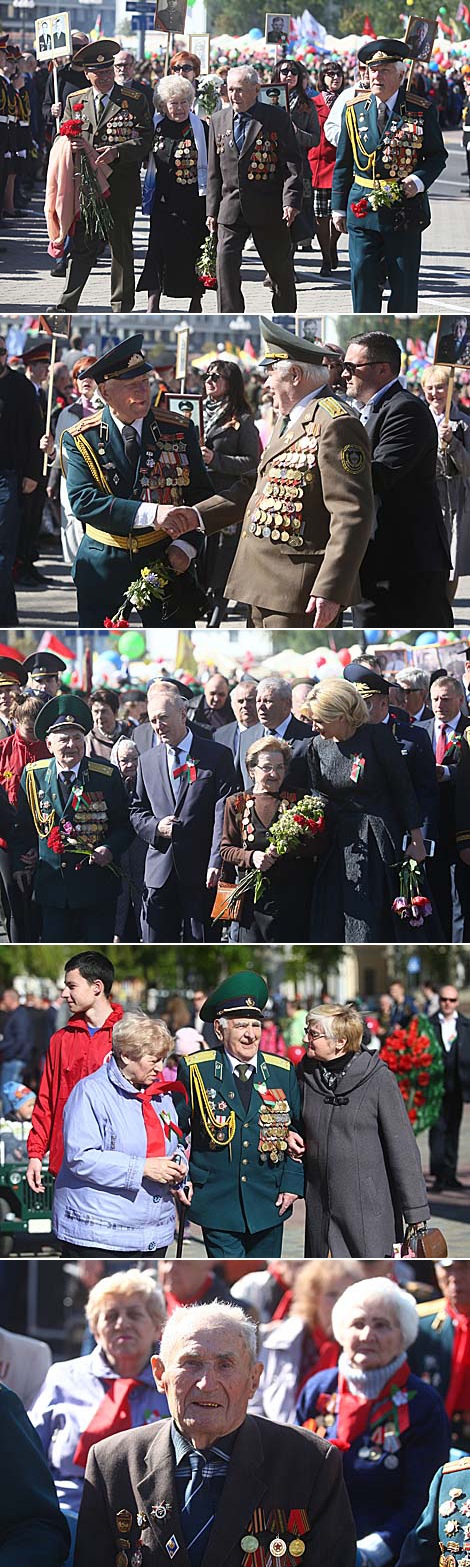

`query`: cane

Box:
[175,1198,186,1258]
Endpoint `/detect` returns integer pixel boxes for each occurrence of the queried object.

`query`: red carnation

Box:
[47,826,63,853]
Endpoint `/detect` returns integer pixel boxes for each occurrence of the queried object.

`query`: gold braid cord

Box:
[60,430,113,493]
[345,103,377,179]
[25,769,55,839]
[189,1062,236,1153]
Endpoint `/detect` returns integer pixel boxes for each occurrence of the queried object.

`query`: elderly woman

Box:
[110,734,146,941]
[291,1004,430,1258]
[422,364,470,600]
[52,1012,191,1256]
[295,1277,450,1566]
[249,1260,361,1423]
[220,734,317,940]
[306,679,428,940]
[138,73,208,312]
[30,1269,168,1537]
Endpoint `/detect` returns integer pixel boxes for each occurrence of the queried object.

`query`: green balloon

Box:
[61,668,72,684]
[118,631,147,659]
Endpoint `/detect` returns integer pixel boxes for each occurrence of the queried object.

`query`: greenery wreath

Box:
[380,1014,444,1135]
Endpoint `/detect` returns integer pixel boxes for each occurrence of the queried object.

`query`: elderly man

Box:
[113,48,154,114]
[416,673,469,937]
[394,668,433,724]
[129,681,235,941]
[343,331,452,630]
[206,65,302,310]
[22,650,66,705]
[237,675,311,789]
[397,1456,470,1567]
[176,318,373,630]
[74,1300,356,1567]
[408,1261,470,1452]
[192,672,234,734]
[214,678,258,770]
[15,694,131,940]
[178,970,304,1257]
[0,656,28,738]
[0,1384,70,1566]
[332,37,447,310]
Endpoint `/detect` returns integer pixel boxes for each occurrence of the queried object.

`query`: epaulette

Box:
[27,759,49,771]
[407,91,430,108]
[153,407,191,428]
[89,760,114,776]
[123,87,143,100]
[443,1458,470,1474]
[65,412,102,439]
[353,91,370,102]
[416,1296,446,1318]
[318,396,347,419]
[188,1051,216,1064]
[262,1052,291,1069]
[68,90,87,102]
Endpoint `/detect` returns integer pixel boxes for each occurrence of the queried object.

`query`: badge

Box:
[152,1504,170,1519]
[137,1514,147,1529]
[116,1512,133,1534]
[131,1553,143,1567]
[270,1541,287,1558]
[241,1536,259,1551]
[340,445,365,474]
[116,1554,128,1567]
[289,1545,305,1560]
[165,1539,180,1559]
[384,1454,399,1469]
[441,1504,458,1517]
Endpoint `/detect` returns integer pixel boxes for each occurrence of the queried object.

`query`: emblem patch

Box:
[340,445,365,474]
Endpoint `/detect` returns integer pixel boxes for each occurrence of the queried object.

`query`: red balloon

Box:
[338,648,352,665]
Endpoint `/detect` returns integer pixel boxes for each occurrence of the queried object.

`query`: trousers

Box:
[216,216,297,311]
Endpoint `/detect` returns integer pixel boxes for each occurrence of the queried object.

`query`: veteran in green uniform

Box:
[15,694,132,941]
[61,333,214,627]
[57,38,153,313]
[179,969,304,1258]
[192,317,374,628]
[331,37,447,312]
[22,650,66,704]
[397,1456,470,1566]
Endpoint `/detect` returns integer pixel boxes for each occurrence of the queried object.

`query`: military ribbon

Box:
[174,759,197,784]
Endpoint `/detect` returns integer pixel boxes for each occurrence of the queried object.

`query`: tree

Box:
[0,945,344,995]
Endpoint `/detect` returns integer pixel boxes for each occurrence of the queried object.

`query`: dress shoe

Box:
[319,262,331,276]
[447,1177,466,1191]
[432,1177,445,1191]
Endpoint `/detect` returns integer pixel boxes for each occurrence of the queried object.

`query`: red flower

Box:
[103,618,129,629]
[47,826,63,854]
[351,197,369,217]
[418,1072,430,1085]
[59,118,83,138]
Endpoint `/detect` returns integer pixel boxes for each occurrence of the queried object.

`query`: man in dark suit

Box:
[343,661,438,844]
[428,984,470,1190]
[206,64,302,311]
[0,1384,70,1565]
[238,674,311,790]
[394,667,433,724]
[130,681,236,941]
[73,1301,356,1567]
[215,677,258,774]
[133,680,211,758]
[343,330,452,628]
[192,672,234,734]
[417,673,468,939]
[437,316,470,367]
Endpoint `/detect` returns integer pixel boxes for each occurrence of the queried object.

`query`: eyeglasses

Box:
[172,63,194,73]
[205,371,223,380]
[440,995,458,1004]
[306,1029,327,1039]
[279,66,295,75]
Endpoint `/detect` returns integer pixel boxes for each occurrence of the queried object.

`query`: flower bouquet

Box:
[196,76,222,116]
[195,233,217,290]
[223,795,326,917]
[351,179,402,218]
[104,564,170,627]
[392,858,433,928]
[59,104,114,243]
[380,1015,444,1134]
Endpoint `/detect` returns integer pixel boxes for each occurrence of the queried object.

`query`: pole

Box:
[138,11,146,61]
[52,60,60,135]
[175,1198,186,1256]
[444,367,455,421]
[406,58,415,91]
[42,335,57,477]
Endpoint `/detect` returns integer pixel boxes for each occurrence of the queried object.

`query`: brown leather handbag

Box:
[402,1224,448,1259]
[211,880,245,923]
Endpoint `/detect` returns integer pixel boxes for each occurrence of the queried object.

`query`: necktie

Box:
[59,770,74,805]
[181,1451,215,1567]
[278,413,290,437]
[263,727,277,737]
[172,744,182,797]
[121,423,140,474]
[377,101,388,134]
[73,1377,141,1469]
[233,111,249,152]
[435,721,448,765]
[235,1062,253,1110]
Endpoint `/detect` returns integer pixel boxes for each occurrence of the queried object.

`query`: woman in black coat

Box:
[291,1004,430,1258]
[271,58,319,246]
[138,73,208,312]
[200,359,261,624]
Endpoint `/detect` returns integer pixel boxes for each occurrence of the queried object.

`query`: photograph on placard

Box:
[404,13,438,62]
[434,313,470,367]
[35,11,71,61]
[265,12,291,43]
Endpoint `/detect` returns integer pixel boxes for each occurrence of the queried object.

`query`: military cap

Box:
[92,332,153,385]
[357,37,410,64]
[5,44,21,59]
[258,316,342,369]
[23,651,66,678]
[71,37,120,69]
[22,338,52,366]
[344,660,390,698]
[200,969,269,1025]
[0,656,27,689]
[34,694,93,741]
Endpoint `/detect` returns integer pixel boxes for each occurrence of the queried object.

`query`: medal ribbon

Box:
[174,759,197,784]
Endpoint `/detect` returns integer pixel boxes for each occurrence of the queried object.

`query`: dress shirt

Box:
[438,1009,458,1049]
[263,715,292,739]
[166,728,193,796]
[225,1050,259,1078]
[358,378,400,424]
[283,389,329,429]
[433,713,462,782]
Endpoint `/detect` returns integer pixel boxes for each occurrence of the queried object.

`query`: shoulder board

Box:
[262,1052,291,1069]
[353,92,370,103]
[443,1457,470,1474]
[69,89,88,101]
[89,761,114,776]
[28,759,49,771]
[407,91,429,108]
[416,1297,446,1318]
[154,408,191,428]
[65,412,102,439]
[318,396,347,419]
[124,87,143,99]
[188,1051,216,1065]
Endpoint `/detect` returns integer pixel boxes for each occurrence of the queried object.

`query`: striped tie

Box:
[181,1451,215,1567]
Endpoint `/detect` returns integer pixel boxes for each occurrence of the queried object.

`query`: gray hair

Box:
[331,1277,419,1350]
[112,1009,172,1063]
[148,680,188,713]
[155,73,195,110]
[110,735,138,767]
[257,676,292,701]
[227,65,259,86]
[87,1268,166,1336]
[396,668,430,694]
[159,1301,258,1364]
[275,359,328,391]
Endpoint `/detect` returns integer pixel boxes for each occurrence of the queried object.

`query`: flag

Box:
[36,632,75,659]
[362,15,376,34]
[90,13,103,40]
[175,631,197,675]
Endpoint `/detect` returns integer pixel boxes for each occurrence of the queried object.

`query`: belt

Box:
[354,175,401,189]
[85,524,167,551]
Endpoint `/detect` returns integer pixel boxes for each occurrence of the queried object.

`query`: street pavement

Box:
[0,130,468,314]
[172,1102,470,1258]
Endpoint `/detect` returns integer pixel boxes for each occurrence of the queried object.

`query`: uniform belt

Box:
[85,523,167,551]
[354,174,403,189]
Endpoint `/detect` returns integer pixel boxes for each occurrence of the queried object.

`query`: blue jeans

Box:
[0,470,20,622]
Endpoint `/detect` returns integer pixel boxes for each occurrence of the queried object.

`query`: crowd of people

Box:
[1,1257,469,1566]
[0,645,469,939]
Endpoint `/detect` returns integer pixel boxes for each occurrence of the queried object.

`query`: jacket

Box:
[62,82,153,209]
[0,1385,70,1567]
[207,100,302,228]
[27,1003,124,1174]
[397,1457,470,1566]
[53,1056,190,1252]
[16,753,132,910]
[360,381,450,590]
[307,92,338,187]
[130,730,235,890]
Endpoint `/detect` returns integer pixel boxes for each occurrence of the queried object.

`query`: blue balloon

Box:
[364,628,383,643]
[416,631,438,644]
[104,651,122,666]
[248,27,263,37]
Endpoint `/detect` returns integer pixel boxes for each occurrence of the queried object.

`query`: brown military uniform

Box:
[198,393,374,624]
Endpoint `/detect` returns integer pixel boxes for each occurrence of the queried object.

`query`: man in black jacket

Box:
[0,336,43,622]
[206,64,302,310]
[417,673,468,938]
[342,330,452,628]
[428,983,470,1190]
[237,674,311,790]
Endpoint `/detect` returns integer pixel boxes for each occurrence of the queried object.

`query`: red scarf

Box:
[133,1076,188,1156]
[73,1377,144,1468]
[334,1359,411,1451]
[296,1327,339,1397]
[445,1304,470,1416]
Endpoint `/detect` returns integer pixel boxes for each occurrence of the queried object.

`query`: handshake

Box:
[155,503,201,539]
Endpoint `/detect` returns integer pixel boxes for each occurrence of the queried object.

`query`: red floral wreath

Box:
[380,1015,444,1134]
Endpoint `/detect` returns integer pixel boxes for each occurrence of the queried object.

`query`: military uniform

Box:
[332,39,447,311]
[179,971,304,1257]
[198,319,374,626]
[408,1300,470,1454]
[57,39,153,312]
[398,1456,470,1566]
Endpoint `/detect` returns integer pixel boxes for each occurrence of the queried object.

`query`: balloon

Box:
[61,668,72,685]
[248,27,263,38]
[105,651,122,668]
[338,647,352,665]
[416,631,437,644]
[364,628,383,643]
[118,631,147,659]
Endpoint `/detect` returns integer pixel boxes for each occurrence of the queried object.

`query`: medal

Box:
[165,1539,179,1559]
[152,1504,170,1519]
[384,1454,399,1469]
[270,1541,287,1558]
[241,1536,259,1551]
[116,1512,133,1534]
[289,1544,305,1559]
[116,1555,128,1567]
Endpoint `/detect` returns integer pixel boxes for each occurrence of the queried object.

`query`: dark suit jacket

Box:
[238,716,311,790]
[74,1413,356,1567]
[207,100,302,228]
[416,713,468,854]
[0,1385,70,1567]
[387,714,438,842]
[360,382,450,590]
[434,1010,470,1100]
[130,729,235,889]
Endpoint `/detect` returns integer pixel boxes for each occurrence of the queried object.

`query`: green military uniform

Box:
[332,38,447,312]
[398,1456,470,1566]
[179,971,304,1257]
[15,694,132,941]
[408,1299,470,1453]
[197,318,374,626]
[57,38,153,312]
[61,332,213,627]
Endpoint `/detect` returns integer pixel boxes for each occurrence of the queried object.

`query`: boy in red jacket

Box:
[26,951,123,1190]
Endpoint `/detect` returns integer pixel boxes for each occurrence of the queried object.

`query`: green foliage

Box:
[0,945,344,993]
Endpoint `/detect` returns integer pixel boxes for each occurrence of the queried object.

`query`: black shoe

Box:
[432,1177,445,1191]
[15,567,50,589]
[50,257,67,277]
[319,262,332,276]
[447,1177,466,1191]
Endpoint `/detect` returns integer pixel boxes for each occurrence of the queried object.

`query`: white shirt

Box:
[108,410,196,560]
[225,1050,258,1079]
[263,715,292,739]
[438,1010,458,1049]
[165,728,193,796]
[58,761,81,788]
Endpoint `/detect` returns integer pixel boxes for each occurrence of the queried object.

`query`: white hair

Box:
[396,668,430,694]
[257,675,292,701]
[147,680,188,712]
[156,73,195,109]
[110,735,138,766]
[331,1277,419,1350]
[159,1301,258,1365]
[227,65,259,86]
[275,359,327,391]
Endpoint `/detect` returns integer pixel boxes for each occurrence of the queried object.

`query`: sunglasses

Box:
[279,66,295,74]
[172,63,194,73]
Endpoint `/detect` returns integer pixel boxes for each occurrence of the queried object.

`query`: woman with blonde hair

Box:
[220,733,317,940]
[305,678,427,939]
[292,1004,430,1257]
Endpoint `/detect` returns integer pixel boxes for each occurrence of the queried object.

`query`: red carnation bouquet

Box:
[195,233,217,289]
[59,100,114,243]
[380,1014,444,1134]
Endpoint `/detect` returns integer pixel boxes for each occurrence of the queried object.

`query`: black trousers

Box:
[429,1087,463,1180]
[40,903,117,941]
[216,216,297,312]
[426,855,464,942]
[59,1240,167,1257]
[352,571,453,629]
[141,870,205,942]
[202,1224,283,1258]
